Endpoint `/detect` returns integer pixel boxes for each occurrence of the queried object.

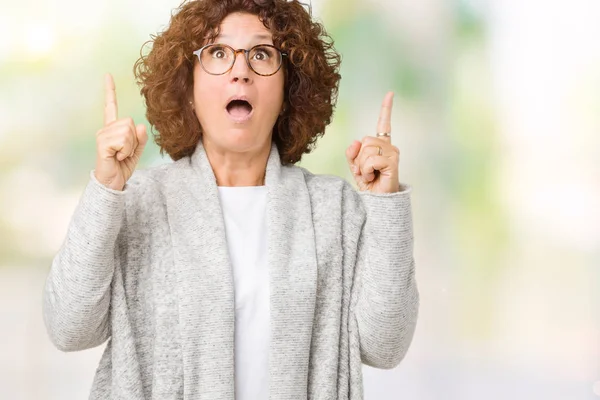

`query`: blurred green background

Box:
[0,0,598,398]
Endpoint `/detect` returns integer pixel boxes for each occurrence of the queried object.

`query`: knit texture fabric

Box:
[43,140,419,400]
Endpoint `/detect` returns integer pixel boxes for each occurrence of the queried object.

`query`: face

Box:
[191,12,285,155]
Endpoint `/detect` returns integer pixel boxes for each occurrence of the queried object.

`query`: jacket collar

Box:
[189,139,283,188]
[163,139,318,399]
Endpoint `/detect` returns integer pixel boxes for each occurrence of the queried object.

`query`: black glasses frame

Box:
[192,43,288,76]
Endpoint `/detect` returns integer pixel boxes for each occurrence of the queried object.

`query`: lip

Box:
[225,94,254,123]
[226,94,253,107]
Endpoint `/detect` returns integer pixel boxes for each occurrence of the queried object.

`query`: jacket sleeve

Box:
[42,170,128,352]
[347,182,419,369]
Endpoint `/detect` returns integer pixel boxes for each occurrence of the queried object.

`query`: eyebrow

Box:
[216,34,272,41]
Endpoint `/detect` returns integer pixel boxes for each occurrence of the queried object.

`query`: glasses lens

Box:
[249,45,281,75]
[200,45,234,74]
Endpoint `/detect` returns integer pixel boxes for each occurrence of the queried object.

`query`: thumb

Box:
[135,124,148,155]
[345,140,361,165]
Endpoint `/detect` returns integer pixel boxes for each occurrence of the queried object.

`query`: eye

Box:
[209,46,228,59]
[252,46,273,61]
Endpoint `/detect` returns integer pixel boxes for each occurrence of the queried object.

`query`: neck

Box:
[203,139,270,187]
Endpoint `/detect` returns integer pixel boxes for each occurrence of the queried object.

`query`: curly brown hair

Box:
[133,0,342,164]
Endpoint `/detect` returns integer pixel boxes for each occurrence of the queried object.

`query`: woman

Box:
[42,0,419,399]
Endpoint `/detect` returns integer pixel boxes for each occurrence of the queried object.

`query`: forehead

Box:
[216,12,272,41]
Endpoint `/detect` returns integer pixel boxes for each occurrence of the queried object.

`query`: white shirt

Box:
[217,185,270,400]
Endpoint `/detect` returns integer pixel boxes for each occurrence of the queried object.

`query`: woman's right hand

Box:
[94,73,148,191]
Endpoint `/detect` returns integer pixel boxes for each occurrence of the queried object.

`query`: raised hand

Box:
[94,73,148,191]
[345,92,400,193]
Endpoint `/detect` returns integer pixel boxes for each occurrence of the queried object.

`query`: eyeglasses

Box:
[193,43,287,76]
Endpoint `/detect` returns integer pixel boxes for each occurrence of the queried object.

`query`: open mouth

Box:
[226,99,253,121]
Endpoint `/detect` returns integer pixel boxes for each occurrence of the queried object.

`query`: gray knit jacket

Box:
[43,140,419,400]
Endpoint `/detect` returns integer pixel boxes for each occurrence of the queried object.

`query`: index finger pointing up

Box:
[104,73,118,126]
[376,91,394,142]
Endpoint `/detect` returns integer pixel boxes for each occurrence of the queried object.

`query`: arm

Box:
[42,170,127,352]
[348,183,419,369]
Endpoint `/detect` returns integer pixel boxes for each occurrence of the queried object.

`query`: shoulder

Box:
[295,165,366,220]
[119,160,178,212]
[123,161,170,192]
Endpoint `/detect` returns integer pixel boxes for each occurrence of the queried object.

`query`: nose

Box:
[230,50,252,83]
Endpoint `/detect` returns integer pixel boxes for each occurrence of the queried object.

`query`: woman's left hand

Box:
[345,92,401,194]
